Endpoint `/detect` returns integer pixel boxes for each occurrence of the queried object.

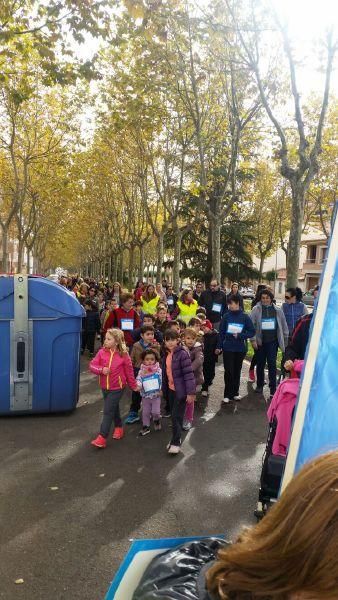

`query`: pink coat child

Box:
[89,346,138,448]
[267,360,304,457]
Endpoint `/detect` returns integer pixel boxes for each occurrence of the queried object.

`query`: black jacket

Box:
[198,289,227,323]
[82,310,101,334]
[284,313,312,362]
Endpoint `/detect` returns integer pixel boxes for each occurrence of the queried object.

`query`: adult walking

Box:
[217,295,255,404]
[193,281,203,302]
[226,282,244,310]
[282,286,308,337]
[140,283,160,315]
[248,284,267,382]
[172,289,199,324]
[250,289,288,398]
[198,279,226,331]
[165,284,178,315]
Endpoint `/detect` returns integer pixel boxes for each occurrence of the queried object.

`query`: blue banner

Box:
[296,252,338,470]
[282,203,338,487]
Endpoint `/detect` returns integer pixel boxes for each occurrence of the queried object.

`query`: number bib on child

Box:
[121,318,134,331]
[167,298,174,306]
[261,318,276,331]
[142,374,161,394]
[227,322,244,334]
[212,303,222,313]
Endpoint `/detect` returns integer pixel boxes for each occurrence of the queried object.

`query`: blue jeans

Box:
[256,341,278,394]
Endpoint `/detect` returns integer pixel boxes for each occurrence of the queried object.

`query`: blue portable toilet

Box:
[0,275,84,415]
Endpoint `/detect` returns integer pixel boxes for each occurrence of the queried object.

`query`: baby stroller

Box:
[254,360,304,520]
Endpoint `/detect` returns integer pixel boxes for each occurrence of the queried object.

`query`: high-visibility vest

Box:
[141,294,160,315]
[177,299,198,323]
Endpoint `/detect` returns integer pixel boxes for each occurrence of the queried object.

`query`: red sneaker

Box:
[112,427,124,440]
[249,369,255,382]
[91,434,107,448]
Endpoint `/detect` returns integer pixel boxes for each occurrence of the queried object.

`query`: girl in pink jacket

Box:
[89,328,138,448]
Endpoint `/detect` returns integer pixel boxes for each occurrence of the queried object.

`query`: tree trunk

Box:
[287,184,304,288]
[119,251,124,285]
[211,219,221,283]
[156,232,165,284]
[26,248,31,274]
[128,245,135,291]
[0,225,9,272]
[258,254,266,282]
[173,228,183,294]
[139,244,145,282]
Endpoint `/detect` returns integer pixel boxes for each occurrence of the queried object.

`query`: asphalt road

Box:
[0,356,269,600]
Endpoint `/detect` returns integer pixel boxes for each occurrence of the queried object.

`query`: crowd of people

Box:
[59,275,315,455]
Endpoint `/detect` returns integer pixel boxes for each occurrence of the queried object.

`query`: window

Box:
[278,282,283,294]
[306,245,317,263]
[319,247,327,264]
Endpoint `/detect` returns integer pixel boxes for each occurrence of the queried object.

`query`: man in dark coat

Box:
[198,279,227,331]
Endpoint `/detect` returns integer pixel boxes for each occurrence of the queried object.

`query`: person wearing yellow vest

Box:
[174,289,199,324]
[141,284,160,315]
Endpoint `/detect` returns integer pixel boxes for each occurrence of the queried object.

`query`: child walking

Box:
[125,325,161,424]
[136,349,162,436]
[182,327,204,431]
[162,330,196,455]
[89,328,138,448]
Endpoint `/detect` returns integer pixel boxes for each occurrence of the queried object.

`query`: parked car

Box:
[240,287,255,299]
[303,289,316,306]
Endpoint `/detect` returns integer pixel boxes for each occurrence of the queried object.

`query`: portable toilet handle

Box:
[10,275,32,411]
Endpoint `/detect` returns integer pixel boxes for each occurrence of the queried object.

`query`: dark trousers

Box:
[223,351,246,399]
[250,350,257,370]
[202,360,216,390]
[130,390,141,413]
[82,331,95,353]
[168,389,186,446]
[256,341,278,394]
[100,389,123,437]
[129,367,141,413]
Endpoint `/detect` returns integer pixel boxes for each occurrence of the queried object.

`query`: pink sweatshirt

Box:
[89,347,137,391]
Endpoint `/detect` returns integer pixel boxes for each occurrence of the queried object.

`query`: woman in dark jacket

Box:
[162,330,196,455]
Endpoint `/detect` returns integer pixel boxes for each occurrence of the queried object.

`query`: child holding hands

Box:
[136,349,162,436]
[89,328,138,448]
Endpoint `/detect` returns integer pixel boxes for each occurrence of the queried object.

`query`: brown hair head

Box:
[183,327,197,339]
[207,451,338,599]
[143,284,157,302]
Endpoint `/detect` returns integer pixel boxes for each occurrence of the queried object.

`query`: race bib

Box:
[212,303,222,313]
[262,318,276,331]
[142,374,161,393]
[121,318,134,331]
[167,298,174,306]
[227,322,243,334]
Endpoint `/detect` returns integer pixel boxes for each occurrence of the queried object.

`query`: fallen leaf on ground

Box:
[99,473,105,478]
[15,579,24,584]
[50,486,59,491]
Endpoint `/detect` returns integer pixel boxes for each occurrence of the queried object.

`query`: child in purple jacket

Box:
[162,330,196,455]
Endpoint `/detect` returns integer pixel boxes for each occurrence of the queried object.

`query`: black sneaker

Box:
[254,387,263,393]
[162,410,171,418]
[139,426,150,437]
